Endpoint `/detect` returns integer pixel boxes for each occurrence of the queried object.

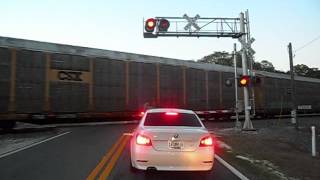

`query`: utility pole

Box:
[240,12,254,130]
[288,42,298,129]
[233,43,241,129]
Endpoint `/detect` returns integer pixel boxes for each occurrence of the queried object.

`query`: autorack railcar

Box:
[0,36,319,128]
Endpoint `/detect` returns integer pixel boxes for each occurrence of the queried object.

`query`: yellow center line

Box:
[123,132,133,136]
[99,135,130,180]
[87,135,125,180]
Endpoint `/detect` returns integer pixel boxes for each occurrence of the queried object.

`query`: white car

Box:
[130,108,214,171]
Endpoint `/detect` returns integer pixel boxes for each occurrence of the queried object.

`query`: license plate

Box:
[168,140,183,149]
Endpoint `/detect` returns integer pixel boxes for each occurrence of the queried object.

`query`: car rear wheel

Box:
[198,170,211,180]
[130,160,138,173]
[129,147,138,173]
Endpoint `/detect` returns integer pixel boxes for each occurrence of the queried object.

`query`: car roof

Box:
[146,108,195,114]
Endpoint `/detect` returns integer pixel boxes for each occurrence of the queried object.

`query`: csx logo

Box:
[58,71,83,81]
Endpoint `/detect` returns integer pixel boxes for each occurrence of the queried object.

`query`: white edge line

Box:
[0,131,71,159]
[215,154,250,180]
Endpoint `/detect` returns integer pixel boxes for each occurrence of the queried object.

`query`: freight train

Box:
[0,36,320,128]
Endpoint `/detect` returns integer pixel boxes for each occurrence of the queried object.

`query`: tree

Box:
[252,60,277,72]
[260,60,275,72]
[253,61,262,71]
[198,51,232,66]
[294,64,311,76]
[308,68,320,78]
[198,52,320,79]
[293,64,320,79]
[198,52,276,72]
[198,51,279,72]
[198,51,242,67]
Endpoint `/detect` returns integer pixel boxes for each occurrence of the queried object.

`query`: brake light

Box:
[139,111,145,116]
[199,136,213,147]
[165,112,178,116]
[136,134,152,146]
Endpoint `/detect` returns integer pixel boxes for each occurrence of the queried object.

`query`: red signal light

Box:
[158,18,170,32]
[238,75,250,87]
[145,18,156,32]
[240,78,248,85]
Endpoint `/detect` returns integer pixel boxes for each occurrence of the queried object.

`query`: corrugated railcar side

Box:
[1,36,320,125]
[0,47,239,121]
[255,75,320,116]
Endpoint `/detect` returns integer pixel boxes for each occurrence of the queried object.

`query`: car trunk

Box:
[142,126,209,152]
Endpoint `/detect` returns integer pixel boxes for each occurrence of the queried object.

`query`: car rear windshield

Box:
[143,112,202,127]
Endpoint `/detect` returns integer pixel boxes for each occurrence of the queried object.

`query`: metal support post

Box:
[245,10,256,117]
[233,43,241,129]
[288,43,298,128]
[240,12,254,130]
[311,126,316,157]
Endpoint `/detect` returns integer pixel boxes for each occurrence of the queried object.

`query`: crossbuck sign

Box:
[183,14,201,31]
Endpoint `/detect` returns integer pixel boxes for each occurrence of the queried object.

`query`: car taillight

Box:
[199,136,213,147]
[136,134,152,146]
[139,111,145,116]
[165,112,178,116]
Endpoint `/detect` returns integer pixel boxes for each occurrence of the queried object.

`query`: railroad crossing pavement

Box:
[0,124,245,180]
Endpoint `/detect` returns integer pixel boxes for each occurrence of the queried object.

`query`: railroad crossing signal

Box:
[183,14,201,31]
[143,11,255,130]
[143,14,245,38]
[238,75,250,87]
[144,18,170,33]
[238,37,255,55]
[225,79,233,87]
[145,18,156,32]
[158,18,170,32]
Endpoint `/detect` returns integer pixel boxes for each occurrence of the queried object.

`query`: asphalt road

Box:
[0,124,240,180]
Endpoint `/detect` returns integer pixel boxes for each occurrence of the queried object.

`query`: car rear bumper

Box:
[131,143,214,171]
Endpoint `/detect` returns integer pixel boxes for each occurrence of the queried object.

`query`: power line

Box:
[294,34,320,53]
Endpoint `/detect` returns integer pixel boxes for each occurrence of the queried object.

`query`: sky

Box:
[1,0,319,71]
